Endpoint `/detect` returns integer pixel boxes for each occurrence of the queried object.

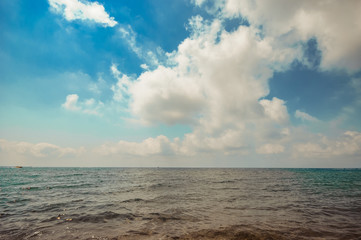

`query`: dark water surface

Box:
[1,168,360,239]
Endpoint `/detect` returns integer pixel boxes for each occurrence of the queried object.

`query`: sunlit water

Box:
[1,168,361,239]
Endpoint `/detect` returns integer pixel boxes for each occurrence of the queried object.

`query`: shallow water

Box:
[1,168,360,239]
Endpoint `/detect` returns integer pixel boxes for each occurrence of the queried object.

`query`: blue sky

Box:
[1,0,361,167]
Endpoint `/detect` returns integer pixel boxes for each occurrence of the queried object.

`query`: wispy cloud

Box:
[62,94,104,115]
[48,0,117,27]
[117,25,163,69]
[110,64,132,102]
[295,110,319,122]
[118,26,142,57]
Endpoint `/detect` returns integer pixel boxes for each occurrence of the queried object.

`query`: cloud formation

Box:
[48,0,117,27]
[62,94,103,115]
[95,135,174,157]
[110,64,132,102]
[119,1,360,163]
[47,0,361,166]
[295,110,319,122]
[124,15,297,156]
[2,129,361,167]
[257,143,285,155]
[0,139,83,158]
[116,25,163,68]
[293,131,361,159]
[219,0,361,73]
[131,19,290,127]
[130,66,205,125]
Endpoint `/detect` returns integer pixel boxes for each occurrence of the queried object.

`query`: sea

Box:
[0,168,360,240]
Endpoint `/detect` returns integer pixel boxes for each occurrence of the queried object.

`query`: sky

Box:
[1,0,361,167]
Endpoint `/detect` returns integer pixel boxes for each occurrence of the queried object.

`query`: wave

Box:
[71,211,137,223]
[121,198,144,203]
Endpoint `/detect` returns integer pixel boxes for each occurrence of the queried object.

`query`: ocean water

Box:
[0,168,360,240]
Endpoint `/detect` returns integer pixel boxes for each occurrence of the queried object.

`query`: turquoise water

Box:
[1,168,361,239]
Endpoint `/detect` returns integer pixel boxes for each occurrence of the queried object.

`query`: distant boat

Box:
[15,166,23,168]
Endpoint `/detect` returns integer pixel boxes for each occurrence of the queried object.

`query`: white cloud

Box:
[257,143,285,154]
[113,11,295,157]
[117,26,164,68]
[95,135,175,156]
[118,26,142,57]
[129,15,296,137]
[0,139,83,158]
[295,110,319,122]
[110,64,132,102]
[88,76,107,95]
[62,94,80,111]
[2,128,361,166]
[117,0,360,161]
[110,15,299,159]
[220,0,361,73]
[259,98,289,124]
[293,131,361,158]
[134,24,263,125]
[179,129,248,156]
[48,0,117,27]
[192,0,207,6]
[130,66,205,125]
[62,94,103,115]
[140,64,149,70]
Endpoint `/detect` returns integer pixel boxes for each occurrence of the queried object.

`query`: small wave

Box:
[113,226,286,240]
[176,226,286,240]
[147,212,182,222]
[8,181,32,186]
[148,183,171,189]
[121,198,144,203]
[212,180,236,183]
[21,186,41,191]
[71,211,137,223]
[126,229,157,236]
[3,197,31,204]
[31,202,67,213]
[53,173,85,178]
[139,211,198,223]
[212,187,240,190]
[0,213,12,218]
[49,183,93,189]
